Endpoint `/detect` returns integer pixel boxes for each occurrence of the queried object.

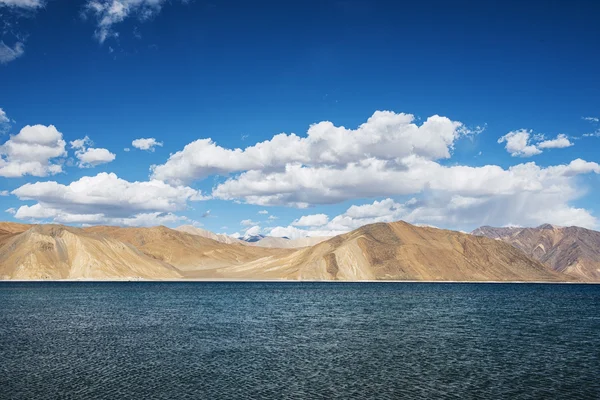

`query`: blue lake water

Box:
[0,282,599,399]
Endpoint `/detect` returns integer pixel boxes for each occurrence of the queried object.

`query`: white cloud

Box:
[70,136,116,168]
[582,116,599,123]
[536,134,573,149]
[124,147,131,152]
[11,172,209,225]
[5,207,16,214]
[151,111,476,184]
[242,225,262,237]
[0,0,44,8]
[258,210,268,214]
[269,180,600,238]
[240,219,257,227]
[268,215,278,220]
[292,213,329,227]
[497,129,542,157]
[83,0,182,43]
[13,204,192,226]
[0,190,9,196]
[212,157,599,210]
[132,137,163,152]
[0,41,25,64]
[498,129,573,157]
[0,124,67,177]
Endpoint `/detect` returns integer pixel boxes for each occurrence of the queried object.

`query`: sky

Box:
[1,0,599,238]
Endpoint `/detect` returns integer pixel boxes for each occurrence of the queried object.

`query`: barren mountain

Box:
[0,221,575,281]
[0,225,180,280]
[84,225,292,274]
[208,221,567,281]
[472,224,600,281]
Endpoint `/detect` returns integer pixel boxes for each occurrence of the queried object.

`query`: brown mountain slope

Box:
[0,225,181,280]
[0,221,573,281]
[83,225,293,273]
[210,221,567,281]
[472,224,600,281]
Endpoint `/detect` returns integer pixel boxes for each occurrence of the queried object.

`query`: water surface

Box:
[1,282,598,399]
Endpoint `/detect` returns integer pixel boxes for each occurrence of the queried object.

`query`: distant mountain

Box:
[220,221,566,282]
[174,225,245,245]
[0,220,578,282]
[472,224,600,281]
[239,233,266,243]
[175,224,330,249]
[249,236,332,248]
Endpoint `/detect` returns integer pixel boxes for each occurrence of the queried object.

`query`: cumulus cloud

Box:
[269,181,600,238]
[497,130,542,157]
[11,172,208,225]
[536,134,573,149]
[148,111,596,231]
[70,136,116,168]
[0,124,67,177]
[151,111,476,184]
[212,156,587,207]
[14,205,192,227]
[242,225,262,237]
[292,213,329,227]
[132,137,163,152]
[83,0,182,43]
[0,41,25,64]
[498,129,573,157]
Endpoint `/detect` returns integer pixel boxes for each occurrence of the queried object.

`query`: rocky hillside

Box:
[212,221,567,281]
[0,225,180,280]
[84,225,292,274]
[0,220,580,281]
[472,224,600,281]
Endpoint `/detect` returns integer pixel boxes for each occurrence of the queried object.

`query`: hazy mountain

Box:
[174,225,246,245]
[472,224,600,281]
[248,236,332,248]
[239,233,266,243]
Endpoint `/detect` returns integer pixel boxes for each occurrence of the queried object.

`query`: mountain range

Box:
[0,220,598,282]
[472,224,600,281]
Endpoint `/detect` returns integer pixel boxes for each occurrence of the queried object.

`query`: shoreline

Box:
[0,279,597,284]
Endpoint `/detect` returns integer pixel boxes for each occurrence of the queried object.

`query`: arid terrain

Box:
[473,224,600,281]
[0,220,596,281]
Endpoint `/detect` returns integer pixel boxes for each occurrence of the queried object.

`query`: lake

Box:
[1,282,598,399]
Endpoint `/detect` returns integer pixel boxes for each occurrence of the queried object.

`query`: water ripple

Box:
[0,282,599,399]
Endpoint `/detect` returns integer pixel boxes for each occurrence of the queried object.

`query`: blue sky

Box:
[1,0,599,237]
